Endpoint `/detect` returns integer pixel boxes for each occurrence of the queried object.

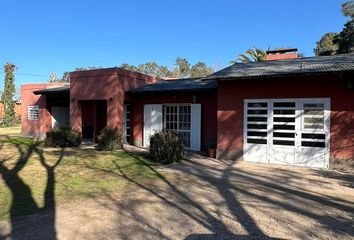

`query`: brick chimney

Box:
[266,48,298,61]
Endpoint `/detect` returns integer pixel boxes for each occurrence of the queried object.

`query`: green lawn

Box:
[0,132,162,220]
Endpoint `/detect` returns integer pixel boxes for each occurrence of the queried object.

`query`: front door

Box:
[143,105,163,147]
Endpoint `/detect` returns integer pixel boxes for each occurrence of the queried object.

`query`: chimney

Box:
[265,48,298,61]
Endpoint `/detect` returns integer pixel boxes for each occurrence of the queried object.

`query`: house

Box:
[21,51,354,171]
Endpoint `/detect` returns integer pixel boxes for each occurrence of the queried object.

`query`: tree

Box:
[190,62,214,77]
[334,1,354,54]
[232,48,267,64]
[2,63,16,125]
[172,57,191,78]
[342,0,354,18]
[119,57,214,78]
[314,33,339,56]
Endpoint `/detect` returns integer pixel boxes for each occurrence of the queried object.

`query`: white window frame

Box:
[28,105,39,121]
[163,104,192,149]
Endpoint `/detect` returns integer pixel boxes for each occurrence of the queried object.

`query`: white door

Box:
[52,106,69,129]
[243,100,269,163]
[296,99,330,168]
[143,105,163,147]
[268,99,298,165]
[244,98,330,168]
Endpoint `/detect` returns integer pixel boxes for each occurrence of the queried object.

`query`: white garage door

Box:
[243,98,330,168]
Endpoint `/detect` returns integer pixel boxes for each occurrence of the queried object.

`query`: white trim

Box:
[244,98,331,168]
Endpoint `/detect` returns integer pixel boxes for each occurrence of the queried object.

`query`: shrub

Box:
[45,128,81,147]
[149,130,185,164]
[97,127,123,151]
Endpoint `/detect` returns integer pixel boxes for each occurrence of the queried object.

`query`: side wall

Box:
[217,73,354,170]
[21,84,49,137]
[130,90,217,151]
[70,68,158,134]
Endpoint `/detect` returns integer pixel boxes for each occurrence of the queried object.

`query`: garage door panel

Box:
[244,144,267,163]
[297,148,326,168]
[244,98,330,168]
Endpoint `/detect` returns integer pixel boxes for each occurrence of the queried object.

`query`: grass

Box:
[0,125,21,136]
[0,130,163,220]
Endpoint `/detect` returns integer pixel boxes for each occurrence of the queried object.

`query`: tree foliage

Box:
[232,48,267,64]
[334,19,354,54]
[314,33,339,56]
[119,57,214,78]
[315,1,354,55]
[2,63,16,125]
[342,0,354,18]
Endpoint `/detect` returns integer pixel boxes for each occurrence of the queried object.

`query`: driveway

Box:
[1,151,353,240]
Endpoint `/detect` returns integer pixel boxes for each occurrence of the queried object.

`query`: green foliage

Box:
[2,63,16,126]
[315,1,354,55]
[342,0,354,18]
[334,19,354,54]
[45,128,82,147]
[119,57,214,78]
[173,57,191,78]
[149,130,185,164]
[97,127,123,151]
[232,48,267,64]
[314,33,339,56]
[48,71,70,83]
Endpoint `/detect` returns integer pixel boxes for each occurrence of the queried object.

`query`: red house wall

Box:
[70,68,158,134]
[130,90,217,151]
[217,73,354,170]
[21,83,66,136]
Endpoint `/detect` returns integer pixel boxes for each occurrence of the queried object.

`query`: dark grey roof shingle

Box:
[204,54,354,80]
[128,78,217,93]
[33,85,70,95]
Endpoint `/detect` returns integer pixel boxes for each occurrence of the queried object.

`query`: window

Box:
[28,105,39,120]
[302,103,325,130]
[124,104,131,143]
[164,105,191,148]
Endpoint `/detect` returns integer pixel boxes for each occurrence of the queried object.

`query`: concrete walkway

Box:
[1,146,353,239]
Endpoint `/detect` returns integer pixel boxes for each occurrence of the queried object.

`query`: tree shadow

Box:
[93,148,354,239]
[85,150,269,239]
[0,135,64,240]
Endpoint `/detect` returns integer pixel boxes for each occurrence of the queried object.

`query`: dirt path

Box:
[0,158,353,240]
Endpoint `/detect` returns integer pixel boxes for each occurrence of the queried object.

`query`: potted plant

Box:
[207,145,217,158]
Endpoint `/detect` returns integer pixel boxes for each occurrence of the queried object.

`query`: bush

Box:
[97,127,123,151]
[149,130,185,164]
[45,128,81,147]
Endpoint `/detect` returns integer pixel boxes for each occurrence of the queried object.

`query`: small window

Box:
[28,105,39,121]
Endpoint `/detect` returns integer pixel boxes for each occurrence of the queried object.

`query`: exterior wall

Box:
[266,52,297,61]
[21,83,66,137]
[0,102,21,118]
[217,73,354,171]
[70,68,158,134]
[130,90,217,151]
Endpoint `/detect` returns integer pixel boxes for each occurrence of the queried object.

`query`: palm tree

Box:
[231,48,267,64]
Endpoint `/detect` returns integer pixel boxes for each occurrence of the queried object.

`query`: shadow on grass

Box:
[0,135,64,240]
[87,147,354,239]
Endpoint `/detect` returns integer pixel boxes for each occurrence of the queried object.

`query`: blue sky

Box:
[0,0,348,86]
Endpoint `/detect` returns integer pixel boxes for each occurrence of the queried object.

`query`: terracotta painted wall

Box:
[130,90,217,151]
[217,73,354,169]
[70,68,159,133]
[21,83,65,136]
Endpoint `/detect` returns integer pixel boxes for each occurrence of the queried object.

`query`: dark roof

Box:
[204,54,354,80]
[266,48,298,54]
[128,78,217,93]
[33,85,70,95]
